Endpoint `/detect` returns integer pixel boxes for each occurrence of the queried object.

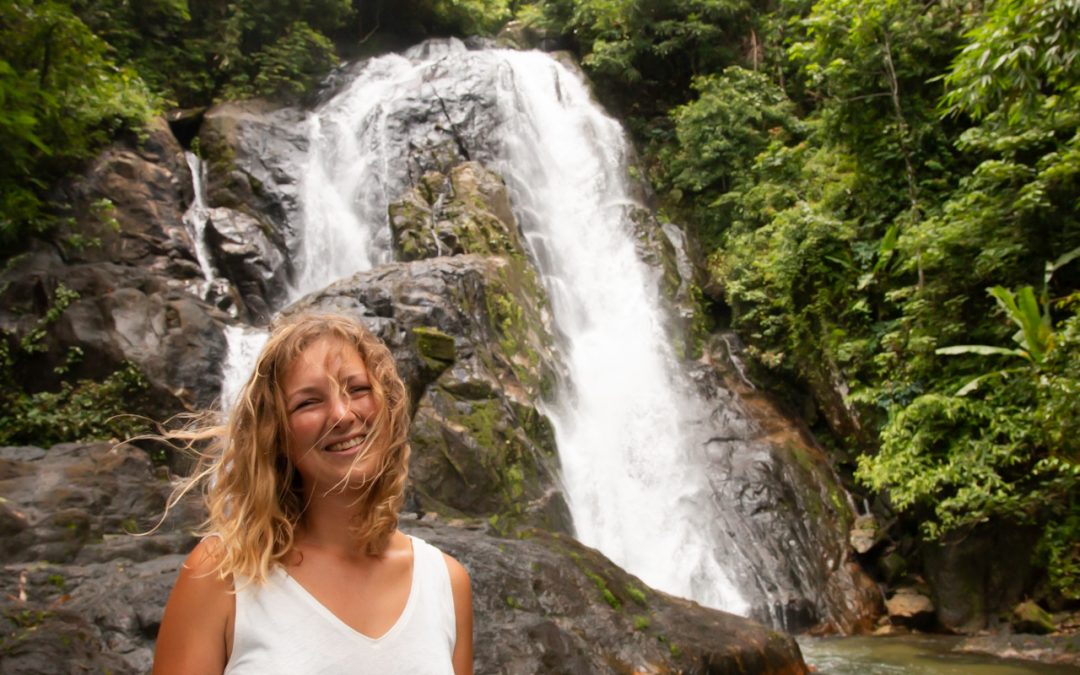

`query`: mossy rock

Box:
[388,162,526,262]
[413,326,456,363]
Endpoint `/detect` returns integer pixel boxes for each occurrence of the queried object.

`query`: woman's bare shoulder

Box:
[152,537,234,675]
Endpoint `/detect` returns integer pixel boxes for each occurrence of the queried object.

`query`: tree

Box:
[0,0,156,246]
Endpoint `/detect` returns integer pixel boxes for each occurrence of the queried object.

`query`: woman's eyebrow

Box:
[285,385,323,400]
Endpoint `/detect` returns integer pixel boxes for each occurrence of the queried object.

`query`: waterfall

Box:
[289,53,428,297]
[181,152,218,291]
[220,325,270,409]
[486,52,749,614]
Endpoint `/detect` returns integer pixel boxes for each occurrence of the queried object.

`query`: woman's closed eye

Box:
[291,398,320,412]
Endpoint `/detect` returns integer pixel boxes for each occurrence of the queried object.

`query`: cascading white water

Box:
[220,325,270,409]
[486,52,748,614]
[290,54,430,297]
[181,152,218,291]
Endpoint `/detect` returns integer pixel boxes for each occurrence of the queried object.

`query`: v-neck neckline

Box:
[277,535,418,643]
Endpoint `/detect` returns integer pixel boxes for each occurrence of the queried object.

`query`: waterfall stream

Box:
[212,41,783,619]
[181,152,218,292]
[483,50,749,613]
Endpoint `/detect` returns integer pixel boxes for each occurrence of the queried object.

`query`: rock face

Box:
[0,121,230,413]
[0,443,201,673]
[921,525,1039,633]
[0,441,810,675]
[389,163,523,262]
[689,334,881,634]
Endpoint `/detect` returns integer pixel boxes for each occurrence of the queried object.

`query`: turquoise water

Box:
[798,635,1080,674]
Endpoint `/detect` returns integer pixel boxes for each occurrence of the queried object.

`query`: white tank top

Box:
[224,535,456,674]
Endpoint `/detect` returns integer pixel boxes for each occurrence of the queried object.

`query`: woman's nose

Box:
[329,390,355,425]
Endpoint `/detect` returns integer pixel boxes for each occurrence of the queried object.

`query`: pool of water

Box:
[798,635,1080,674]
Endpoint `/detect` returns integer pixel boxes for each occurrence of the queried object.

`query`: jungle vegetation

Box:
[1,0,1077,602]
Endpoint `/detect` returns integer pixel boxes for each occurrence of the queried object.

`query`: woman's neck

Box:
[294,483,376,558]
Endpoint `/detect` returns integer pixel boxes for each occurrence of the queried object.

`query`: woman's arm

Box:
[444,553,474,675]
[153,538,234,675]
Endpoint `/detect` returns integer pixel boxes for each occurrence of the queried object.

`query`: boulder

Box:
[921,524,1039,633]
[849,514,880,555]
[203,206,290,323]
[1011,600,1056,635]
[884,588,935,629]
[417,523,809,674]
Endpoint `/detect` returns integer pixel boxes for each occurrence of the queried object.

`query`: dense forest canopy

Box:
[1,0,1077,604]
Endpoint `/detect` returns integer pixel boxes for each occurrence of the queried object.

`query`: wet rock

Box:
[389,163,523,262]
[414,523,809,674]
[203,206,290,323]
[689,335,881,634]
[0,246,230,414]
[885,588,935,629]
[286,255,568,532]
[955,634,1080,668]
[625,205,704,357]
[197,99,308,244]
[1011,600,1056,635]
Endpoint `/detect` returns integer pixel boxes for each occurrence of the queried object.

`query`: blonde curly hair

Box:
[161,312,411,585]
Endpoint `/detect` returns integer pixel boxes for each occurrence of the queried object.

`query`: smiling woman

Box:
[150,313,473,675]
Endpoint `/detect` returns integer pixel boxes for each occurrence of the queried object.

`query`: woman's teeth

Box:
[326,436,365,453]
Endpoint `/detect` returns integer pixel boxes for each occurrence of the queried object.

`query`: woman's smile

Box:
[324,433,369,454]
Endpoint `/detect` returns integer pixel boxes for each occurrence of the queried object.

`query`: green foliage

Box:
[0,284,150,446]
[520,0,751,115]
[0,360,150,447]
[661,66,803,245]
[640,0,1080,602]
[420,0,511,35]
[0,0,157,247]
[857,304,1080,595]
[224,21,339,100]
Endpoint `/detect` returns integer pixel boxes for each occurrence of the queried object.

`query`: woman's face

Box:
[281,336,383,492]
